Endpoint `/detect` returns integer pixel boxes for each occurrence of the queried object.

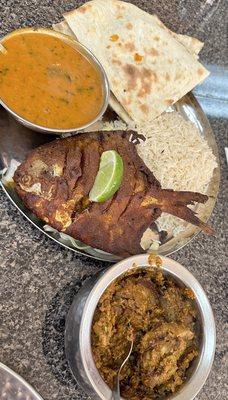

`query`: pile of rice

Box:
[136,112,216,192]
[136,111,217,235]
[103,111,217,236]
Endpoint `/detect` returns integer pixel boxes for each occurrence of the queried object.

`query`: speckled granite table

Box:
[0,1,227,399]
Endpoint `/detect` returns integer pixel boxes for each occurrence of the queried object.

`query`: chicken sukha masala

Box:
[92,260,199,399]
[13,130,213,257]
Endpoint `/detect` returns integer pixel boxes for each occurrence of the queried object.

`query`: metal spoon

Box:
[112,337,134,400]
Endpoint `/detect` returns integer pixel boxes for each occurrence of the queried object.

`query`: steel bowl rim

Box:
[0,27,110,134]
[78,254,216,400]
[0,362,44,400]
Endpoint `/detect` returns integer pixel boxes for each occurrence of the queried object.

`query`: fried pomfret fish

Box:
[13,130,213,257]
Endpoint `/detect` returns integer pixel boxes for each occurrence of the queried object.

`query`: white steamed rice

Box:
[136,112,217,235]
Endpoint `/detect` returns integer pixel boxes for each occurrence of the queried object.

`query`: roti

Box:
[64,0,209,123]
[53,19,203,58]
[53,17,204,125]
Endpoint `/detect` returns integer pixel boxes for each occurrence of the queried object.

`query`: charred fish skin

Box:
[13,130,213,257]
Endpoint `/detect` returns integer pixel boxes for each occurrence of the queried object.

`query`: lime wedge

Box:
[89,150,124,202]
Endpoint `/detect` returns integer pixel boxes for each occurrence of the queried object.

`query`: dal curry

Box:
[0,29,104,129]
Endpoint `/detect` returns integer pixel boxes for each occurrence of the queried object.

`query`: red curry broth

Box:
[0,30,104,129]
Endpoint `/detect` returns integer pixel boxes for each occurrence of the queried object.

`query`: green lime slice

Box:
[89,150,124,202]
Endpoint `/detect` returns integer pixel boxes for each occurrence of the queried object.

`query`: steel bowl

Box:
[0,362,44,400]
[0,27,110,135]
[65,254,216,400]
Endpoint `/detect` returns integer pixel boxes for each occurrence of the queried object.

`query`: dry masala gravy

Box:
[0,30,104,129]
[92,260,199,399]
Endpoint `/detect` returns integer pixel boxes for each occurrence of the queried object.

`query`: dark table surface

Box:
[0,1,227,399]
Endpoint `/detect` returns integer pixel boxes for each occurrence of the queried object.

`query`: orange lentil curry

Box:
[0,30,104,129]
